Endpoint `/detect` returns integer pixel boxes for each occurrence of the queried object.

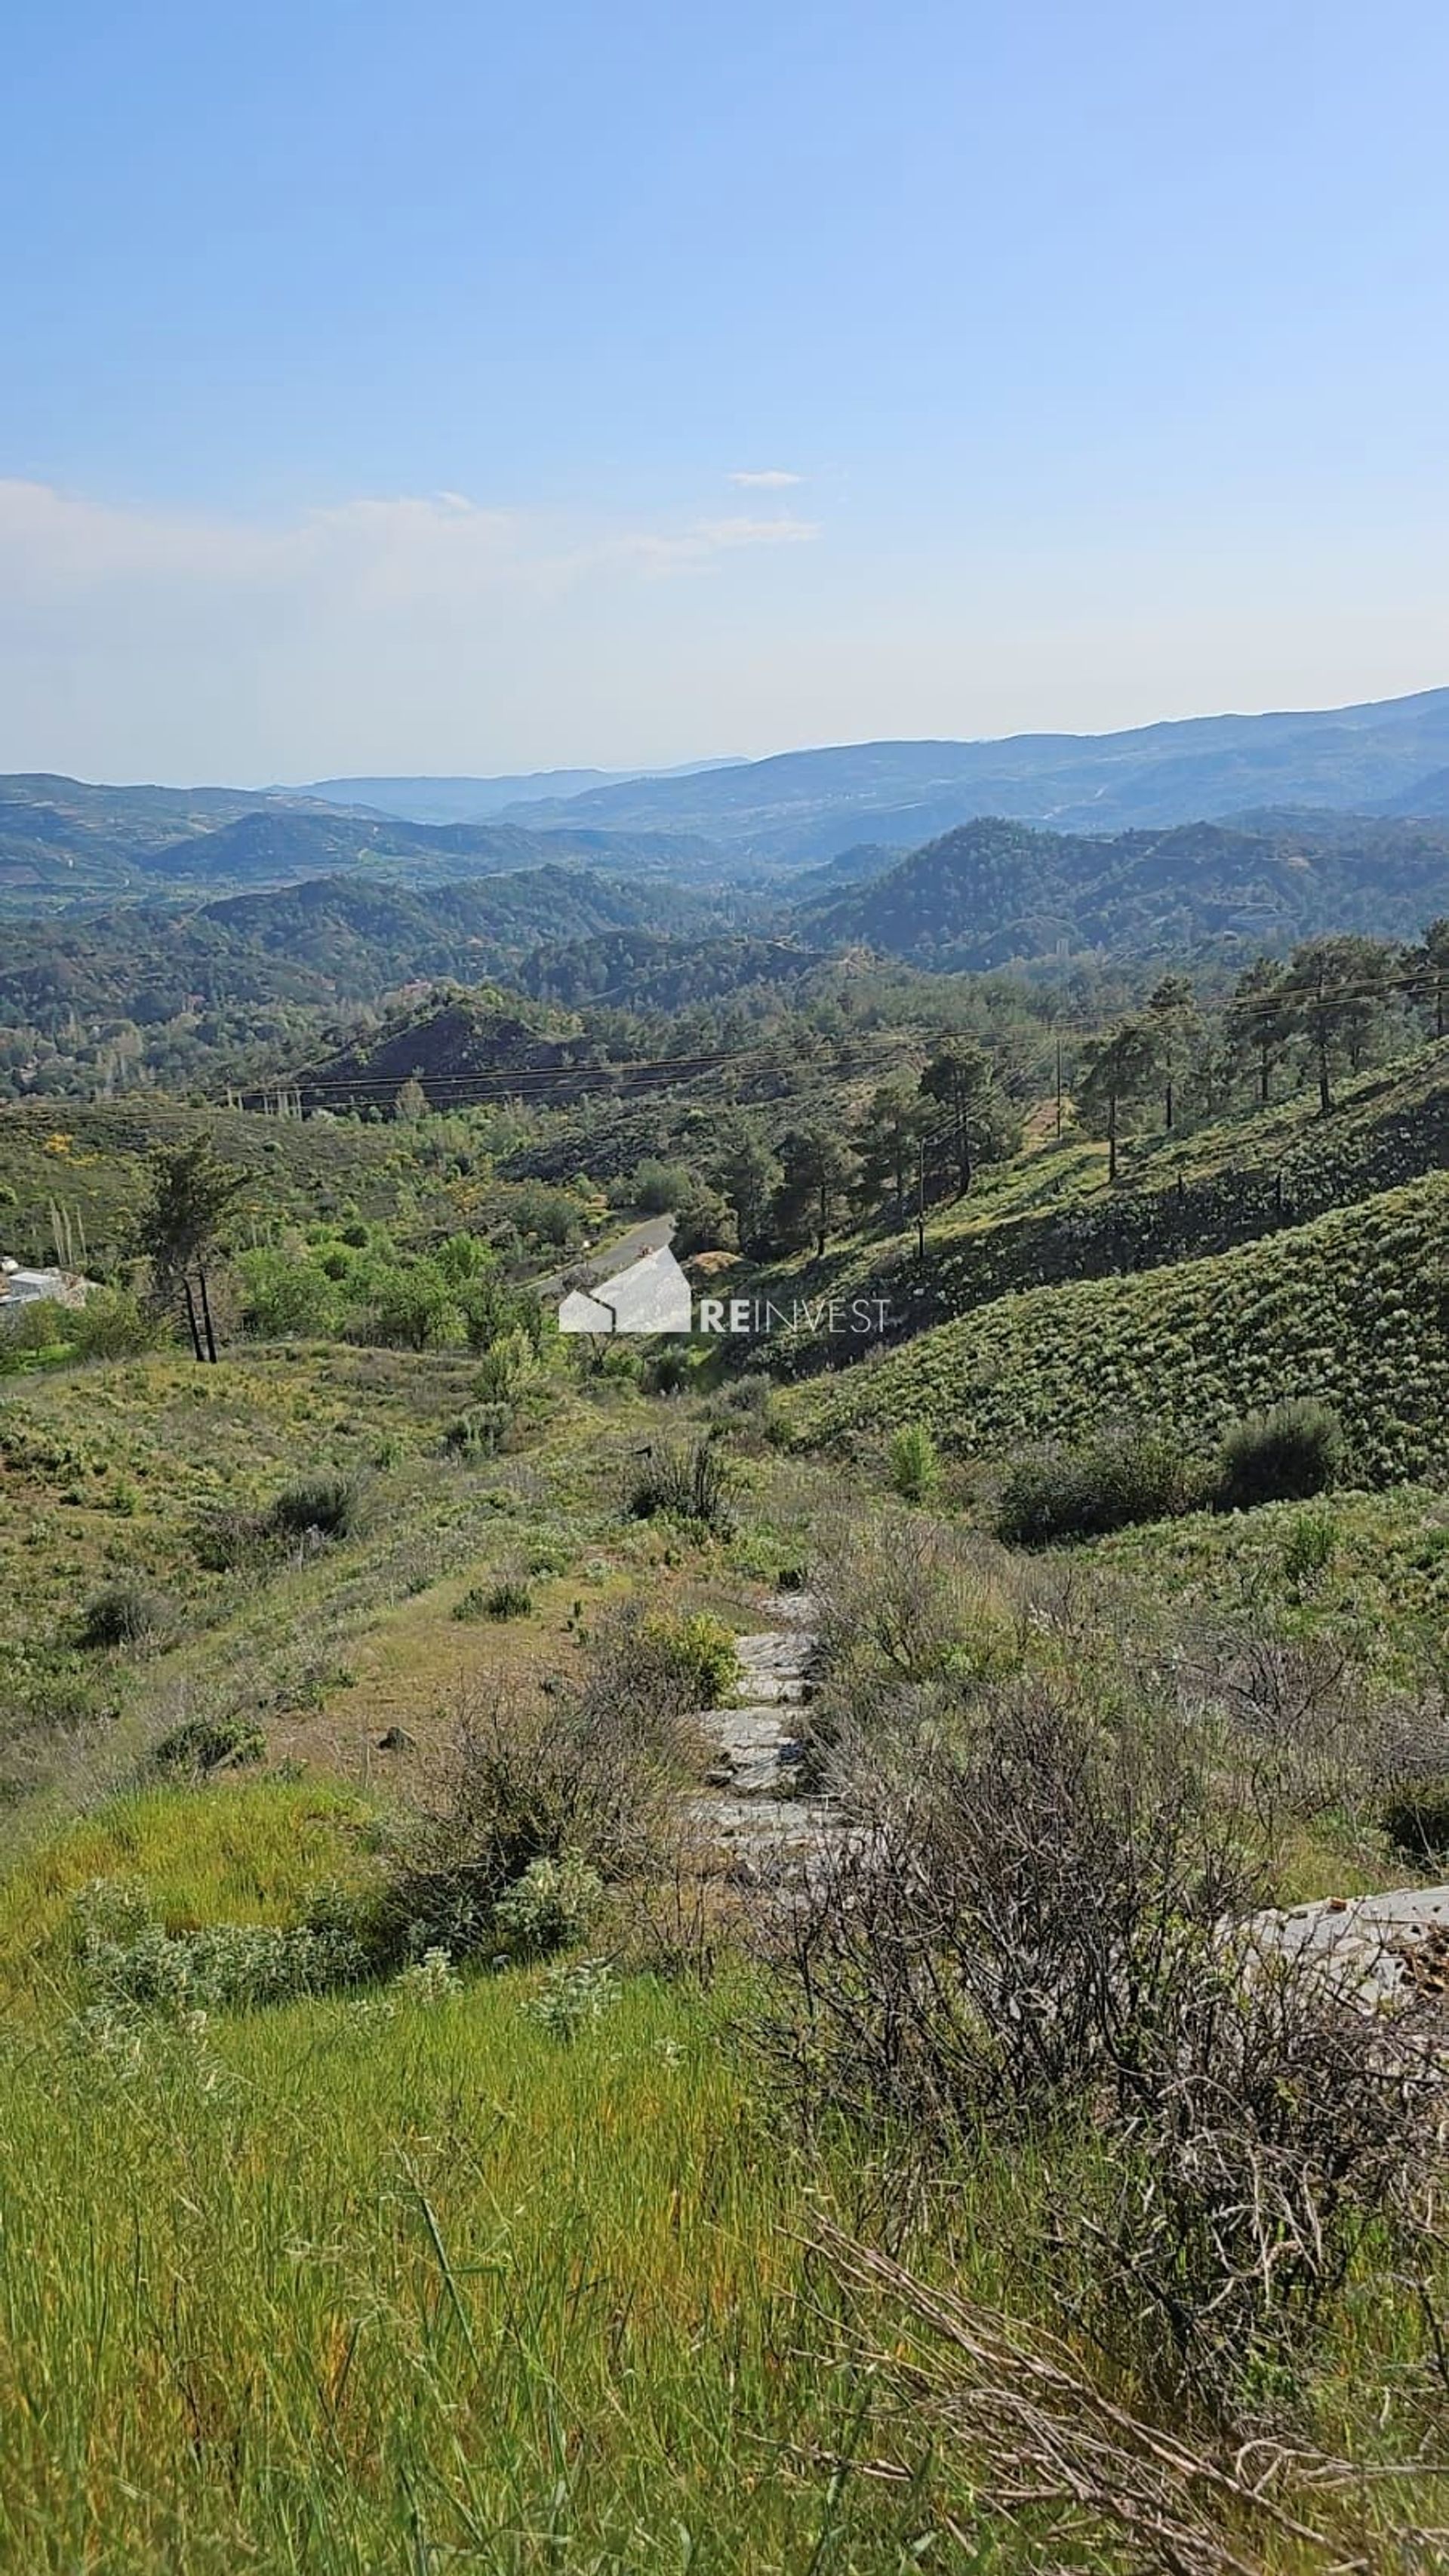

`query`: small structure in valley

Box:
[0,1255,91,1322]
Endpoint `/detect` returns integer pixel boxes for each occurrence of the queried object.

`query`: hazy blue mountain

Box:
[495,689,1449,864]
[1376,767,1449,818]
[300,759,743,825]
[135,808,723,891]
[0,775,728,903]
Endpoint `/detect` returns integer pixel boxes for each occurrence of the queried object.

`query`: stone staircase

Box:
[688,1595,844,1876]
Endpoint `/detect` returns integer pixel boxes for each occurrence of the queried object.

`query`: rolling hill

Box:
[0,774,346,900]
[0,866,715,1031]
[140,808,725,891]
[0,775,728,903]
[793,812,1449,967]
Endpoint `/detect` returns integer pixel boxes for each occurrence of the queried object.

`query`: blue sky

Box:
[3,0,1447,780]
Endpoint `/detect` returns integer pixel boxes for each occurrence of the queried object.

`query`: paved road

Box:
[532,1211,675,1302]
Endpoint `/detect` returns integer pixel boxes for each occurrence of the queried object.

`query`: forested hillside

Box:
[798,812,1449,965]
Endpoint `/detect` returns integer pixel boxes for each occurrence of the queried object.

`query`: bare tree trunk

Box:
[182,1276,205,1363]
[197,1265,218,1364]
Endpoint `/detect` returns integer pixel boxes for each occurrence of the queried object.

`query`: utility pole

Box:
[1054,1029,1063,1140]
[915,1136,926,1262]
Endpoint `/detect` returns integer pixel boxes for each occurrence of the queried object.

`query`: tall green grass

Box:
[0,1968,950,2575]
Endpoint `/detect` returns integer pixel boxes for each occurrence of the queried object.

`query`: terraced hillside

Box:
[763,1039,1449,1372]
[788,1170,1449,1485]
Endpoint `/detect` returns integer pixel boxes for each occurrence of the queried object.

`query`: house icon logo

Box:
[558,1243,694,1336]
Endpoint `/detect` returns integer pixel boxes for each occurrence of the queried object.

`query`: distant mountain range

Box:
[6,689,1449,909]
[480,688,1449,862]
[299,759,745,825]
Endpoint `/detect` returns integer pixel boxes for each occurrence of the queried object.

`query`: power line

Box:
[241,962,1448,1110]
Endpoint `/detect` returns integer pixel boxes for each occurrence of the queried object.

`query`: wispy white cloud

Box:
[0,481,819,602]
[609,513,821,578]
[0,479,825,777]
[728,468,804,488]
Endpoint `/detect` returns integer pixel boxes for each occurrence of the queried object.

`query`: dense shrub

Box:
[1214,1398,1346,1511]
[622,1159,694,1214]
[471,1328,535,1403]
[492,1854,604,1959]
[442,1403,512,1460]
[644,1345,693,1396]
[152,1714,266,1774]
[631,1609,740,1708]
[1382,1778,1449,1864]
[769,1684,1443,2408]
[78,1580,172,1651]
[73,1876,363,2014]
[995,1427,1201,1547]
[625,1436,734,1533]
[236,1248,339,1339]
[888,1422,939,1502]
[66,1288,167,1362]
[355,1263,466,1352]
[195,1469,369,1569]
[268,1472,366,1542]
[375,1679,691,1966]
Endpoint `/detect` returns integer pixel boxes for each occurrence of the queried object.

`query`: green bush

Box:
[236,1249,339,1339]
[889,1422,939,1503]
[1214,1399,1346,1512]
[625,1437,734,1534]
[72,1877,363,2016]
[472,1328,534,1403]
[995,1426,1201,1547]
[1382,1780,1449,1865]
[152,1715,266,1774]
[452,1575,534,1623]
[442,1403,512,1460]
[67,1289,166,1362]
[269,1472,365,1542]
[78,1580,172,1651]
[625,1159,694,1214]
[1279,1506,1339,1592]
[644,1346,693,1397]
[492,1854,605,1959]
[633,1609,740,1708]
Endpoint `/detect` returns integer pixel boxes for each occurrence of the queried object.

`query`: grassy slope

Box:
[0,1779,1442,2573]
[0,1336,814,1811]
[1095,1485,1449,1690]
[5,1091,1449,2568]
[787,1169,1449,1483]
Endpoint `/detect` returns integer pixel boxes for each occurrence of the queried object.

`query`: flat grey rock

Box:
[1247,1885,1449,2007]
